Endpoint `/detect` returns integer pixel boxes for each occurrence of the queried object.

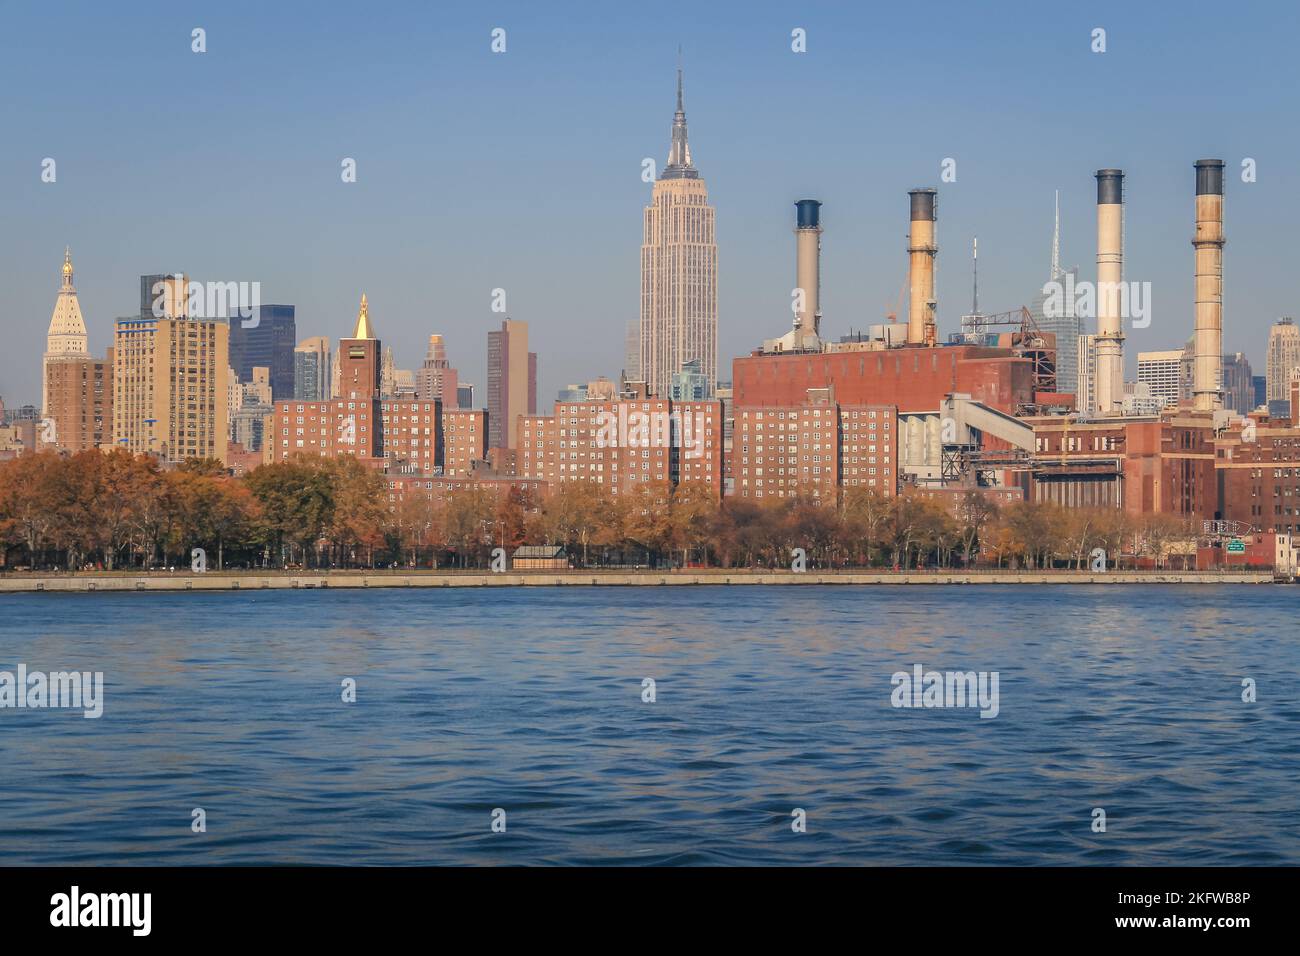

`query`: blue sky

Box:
[3,0,1299,405]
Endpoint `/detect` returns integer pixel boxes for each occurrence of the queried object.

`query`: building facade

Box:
[112,312,229,465]
[519,397,723,495]
[1216,417,1300,535]
[45,354,112,453]
[733,400,898,501]
[640,69,717,399]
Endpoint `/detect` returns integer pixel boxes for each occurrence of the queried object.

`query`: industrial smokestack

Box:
[794,199,822,336]
[907,188,938,346]
[1094,169,1125,415]
[1193,159,1225,412]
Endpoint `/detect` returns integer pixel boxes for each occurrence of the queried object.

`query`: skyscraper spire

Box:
[662,53,697,180]
[676,45,684,111]
[1051,189,1061,279]
[352,292,374,340]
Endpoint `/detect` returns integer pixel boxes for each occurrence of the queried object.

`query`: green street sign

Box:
[1227,539,1246,554]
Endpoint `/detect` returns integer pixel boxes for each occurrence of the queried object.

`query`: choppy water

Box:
[0,585,1296,865]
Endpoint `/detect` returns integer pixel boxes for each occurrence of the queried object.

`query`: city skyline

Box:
[7,1,1300,408]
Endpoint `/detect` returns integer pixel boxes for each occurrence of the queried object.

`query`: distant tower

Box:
[43,248,89,416]
[1032,191,1081,397]
[380,345,397,398]
[339,294,381,402]
[416,334,459,406]
[640,62,717,398]
[1266,317,1300,408]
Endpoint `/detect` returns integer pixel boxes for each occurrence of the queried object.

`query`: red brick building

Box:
[1215,417,1300,535]
[733,400,898,500]
[270,298,488,479]
[732,345,1038,416]
[519,398,723,495]
[1025,412,1217,518]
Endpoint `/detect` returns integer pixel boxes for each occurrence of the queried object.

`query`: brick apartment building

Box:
[519,397,723,495]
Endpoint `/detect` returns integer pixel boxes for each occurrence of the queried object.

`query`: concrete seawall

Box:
[0,570,1279,592]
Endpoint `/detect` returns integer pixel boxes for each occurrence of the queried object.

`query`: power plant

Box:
[739,158,1250,521]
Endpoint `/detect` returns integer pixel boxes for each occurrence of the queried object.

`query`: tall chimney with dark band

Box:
[794,199,822,336]
[1193,159,1225,412]
[1094,169,1125,415]
[908,188,938,346]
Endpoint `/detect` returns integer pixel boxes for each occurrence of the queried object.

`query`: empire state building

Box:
[639,68,717,398]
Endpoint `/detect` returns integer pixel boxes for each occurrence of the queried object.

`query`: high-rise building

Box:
[486,319,536,450]
[1137,349,1185,409]
[1253,375,1267,410]
[43,248,89,416]
[229,304,296,401]
[45,354,112,452]
[457,383,475,410]
[640,67,717,399]
[1221,352,1254,414]
[416,334,459,406]
[294,336,332,402]
[1266,317,1300,403]
[112,303,229,465]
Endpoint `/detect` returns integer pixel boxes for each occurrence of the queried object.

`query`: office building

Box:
[486,319,537,450]
[1137,349,1185,409]
[1266,317,1300,403]
[1221,352,1254,414]
[229,305,296,401]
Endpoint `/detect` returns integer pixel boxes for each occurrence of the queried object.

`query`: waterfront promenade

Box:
[0,569,1277,591]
